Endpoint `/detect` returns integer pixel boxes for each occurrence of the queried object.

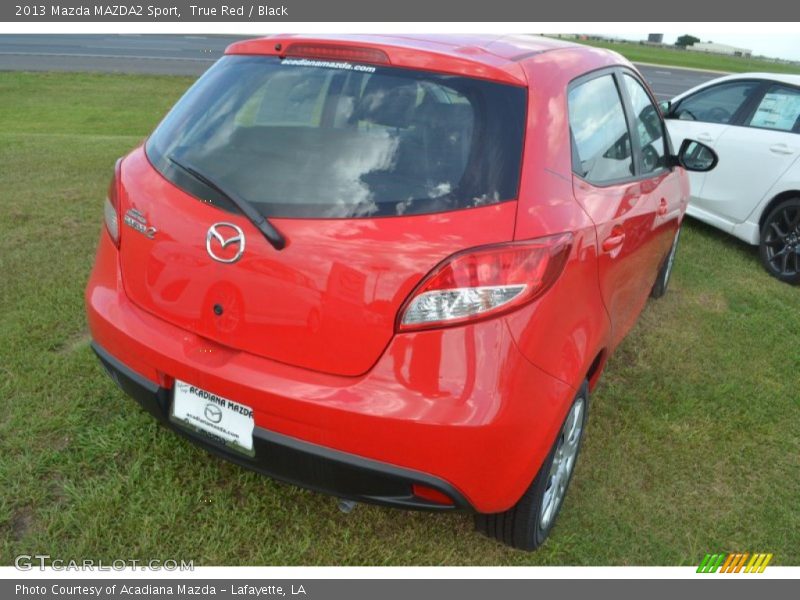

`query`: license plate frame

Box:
[170,380,255,457]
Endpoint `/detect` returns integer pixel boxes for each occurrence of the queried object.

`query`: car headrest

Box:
[354,76,419,129]
[417,101,474,131]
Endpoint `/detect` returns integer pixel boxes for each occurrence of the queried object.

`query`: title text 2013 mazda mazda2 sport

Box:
[86,34,717,550]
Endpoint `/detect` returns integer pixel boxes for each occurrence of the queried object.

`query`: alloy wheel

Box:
[539,397,585,530]
[664,229,680,285]
[763,204,800,277]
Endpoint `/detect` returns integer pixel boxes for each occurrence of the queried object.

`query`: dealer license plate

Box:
[170,380,255,455]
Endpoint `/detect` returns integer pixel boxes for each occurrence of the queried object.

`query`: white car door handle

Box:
[696,133,715,143]
[770,143,796,155]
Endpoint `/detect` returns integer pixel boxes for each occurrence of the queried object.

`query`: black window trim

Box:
[567,66,671,189]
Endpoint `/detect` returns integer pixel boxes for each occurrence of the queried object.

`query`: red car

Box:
[86,34,716,550]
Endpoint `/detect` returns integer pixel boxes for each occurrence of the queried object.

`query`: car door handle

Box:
[602,231,626,252]
[696,133,714,143]
[770,143,796,155]
[657,198,668,216]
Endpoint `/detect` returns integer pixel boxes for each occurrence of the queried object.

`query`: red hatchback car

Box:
[86,34,716,550]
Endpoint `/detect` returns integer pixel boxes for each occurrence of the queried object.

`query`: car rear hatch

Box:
[117,49,527,376]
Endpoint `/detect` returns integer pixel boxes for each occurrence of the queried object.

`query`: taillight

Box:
[282,43,390,65]
[398,233,573,332]
[104,159,122,247]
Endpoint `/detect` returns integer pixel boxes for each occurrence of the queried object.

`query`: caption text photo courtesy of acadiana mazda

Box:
[85,34,717,550]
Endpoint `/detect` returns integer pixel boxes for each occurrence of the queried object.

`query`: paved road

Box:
[636,64,720,101]
[0,34,722,98]
[0,34,232,76]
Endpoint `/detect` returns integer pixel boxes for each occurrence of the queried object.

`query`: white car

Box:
[663,73,800,284]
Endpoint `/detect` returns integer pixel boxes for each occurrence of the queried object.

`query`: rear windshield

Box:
[146,55,527,218]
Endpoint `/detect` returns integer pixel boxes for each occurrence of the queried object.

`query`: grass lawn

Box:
[0,71,798,566]
[572,39,800,75]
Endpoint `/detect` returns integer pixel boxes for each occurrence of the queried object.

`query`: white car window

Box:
[674,81,760,124]
[748,85,800,132]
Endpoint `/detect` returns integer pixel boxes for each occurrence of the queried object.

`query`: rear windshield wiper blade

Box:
[168,156,286,251]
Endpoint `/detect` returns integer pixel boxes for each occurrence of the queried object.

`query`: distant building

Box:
[690,42,752,58]
[647,34,664,43]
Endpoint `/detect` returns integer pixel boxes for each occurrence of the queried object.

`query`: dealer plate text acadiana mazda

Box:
[85,34,717,550]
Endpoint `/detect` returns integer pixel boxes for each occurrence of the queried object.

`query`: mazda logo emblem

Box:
[206,222,245,263]
[204,403,223,424]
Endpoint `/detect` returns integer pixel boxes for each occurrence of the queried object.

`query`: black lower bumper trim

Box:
[91,342,471,511]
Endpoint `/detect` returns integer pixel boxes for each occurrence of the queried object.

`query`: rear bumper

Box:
[86,231,575,513]
[92,342,469,510]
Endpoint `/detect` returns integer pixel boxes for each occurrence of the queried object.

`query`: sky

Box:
[618,34,800,61]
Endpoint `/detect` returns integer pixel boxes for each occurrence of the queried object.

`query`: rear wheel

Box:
[651,226,681,298]
[475,381,588,551]
[759,198,800,285]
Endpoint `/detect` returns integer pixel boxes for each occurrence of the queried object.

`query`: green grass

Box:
[1,71,798,566]
[572,39,800,75]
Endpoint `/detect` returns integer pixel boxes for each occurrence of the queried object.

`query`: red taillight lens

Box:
[104,159,122,247]
[398,233,573,332]
[283,43,390,65]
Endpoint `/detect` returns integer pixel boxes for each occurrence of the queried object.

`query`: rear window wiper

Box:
[168,155,286,251]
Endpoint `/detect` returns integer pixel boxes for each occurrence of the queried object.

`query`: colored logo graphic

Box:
[697,552,773,573]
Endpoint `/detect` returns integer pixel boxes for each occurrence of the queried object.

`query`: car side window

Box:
[747,85,800,133]
[568,74,634,184]
[672,81,760,124]
[622,73,668,175]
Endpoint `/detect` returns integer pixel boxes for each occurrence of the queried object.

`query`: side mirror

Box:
[658,100,671,115]
[673,138,718,172]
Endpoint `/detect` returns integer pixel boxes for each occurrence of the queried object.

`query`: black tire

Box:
[651,226,681,298]
[474,381,589,551]
[759,198,800,285]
